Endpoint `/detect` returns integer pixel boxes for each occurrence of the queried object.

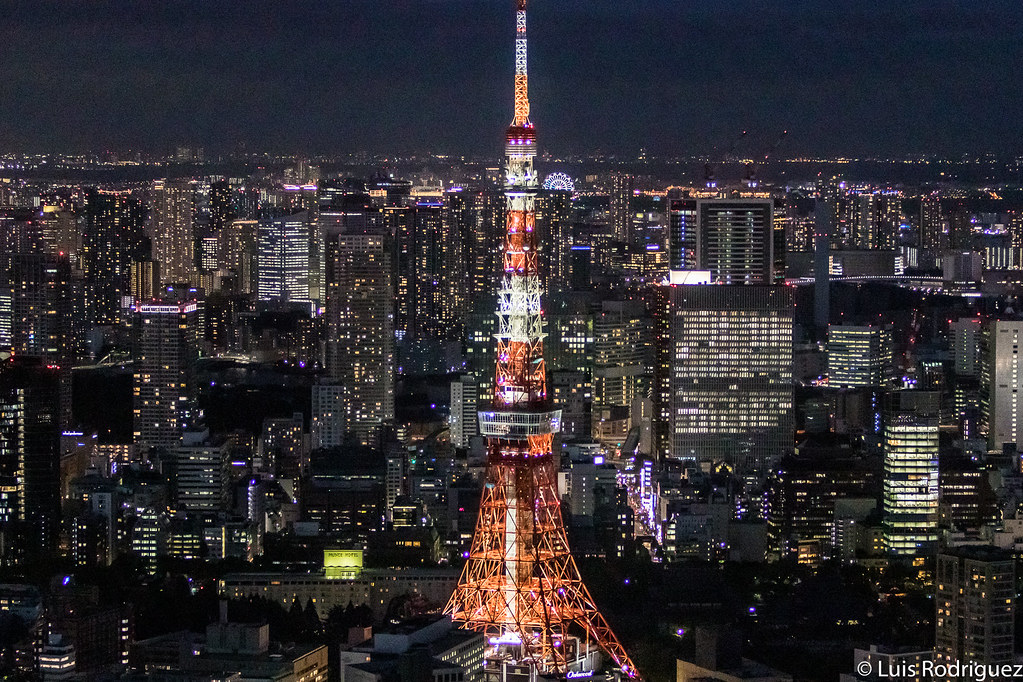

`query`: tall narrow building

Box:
[82,189,148,325]
[257,212,311,304]
[535,185,573,292]
[980,319,1023,451]
[0,358,62,555]
[132,290,201,452]
[324,229,395,447]
[882,391,939,557]
[609,173,634,245]
[149,179,196,284]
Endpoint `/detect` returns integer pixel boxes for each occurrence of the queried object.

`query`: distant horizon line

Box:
[1,150,1021,165]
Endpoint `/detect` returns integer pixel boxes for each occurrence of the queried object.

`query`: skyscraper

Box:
[980,319,1023,452]
[696,199,775,284]
[609,172,634,244]
[149,179,196,284]
[850,192,877,250]
[920,195,945,254]
[324,230,395,447]
[882,391,939,557]
[535,186,573,291]
[667,199,697,272]
[6,249,74,366]
[82,189,148,325]
[951,317,983,377]
[257,212,311,304]
[668,198,776,284]
[218,219,258,293]
[411,199,458,339]
[208,180,236,237]
[669,284,793,480]
[132,290,200,452]
[0,359,62,554]
[0,210,72,363]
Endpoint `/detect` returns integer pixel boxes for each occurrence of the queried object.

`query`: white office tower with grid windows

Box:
[669,284,793,482]
[882,391,939,556]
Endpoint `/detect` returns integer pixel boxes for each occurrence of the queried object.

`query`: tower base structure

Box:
[446,450,640,679]
[483,635,606,681]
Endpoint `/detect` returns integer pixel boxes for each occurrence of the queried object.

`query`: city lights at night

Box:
[0,1,1021,681]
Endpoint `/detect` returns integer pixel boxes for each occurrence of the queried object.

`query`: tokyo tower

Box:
[445,1,640,678]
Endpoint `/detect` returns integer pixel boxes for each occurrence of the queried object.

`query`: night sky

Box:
[1,0,1021,157]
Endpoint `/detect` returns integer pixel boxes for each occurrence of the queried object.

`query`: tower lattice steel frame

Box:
[445,2,640,678]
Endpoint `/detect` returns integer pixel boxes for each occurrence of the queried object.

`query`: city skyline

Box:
[2,1,1023,680]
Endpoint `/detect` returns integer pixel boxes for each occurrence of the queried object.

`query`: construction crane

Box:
[743,130,788,188]
[705,129,747,189]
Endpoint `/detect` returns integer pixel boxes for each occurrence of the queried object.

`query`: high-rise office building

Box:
[827,324,895,388]
[882,391,939,557]
[149,179,195,284]
[951,317,984,378]
[257,212,311,304]
[696,199,775,284]
[132,290,200,452]
[935,547,1014,671]
[920,196,945,254]
[669,285,793,479]
[667,199,698,272]
[980,319,1023,451]
[669,199,776,284]
[324,230,395,447]
[82,189,148,325]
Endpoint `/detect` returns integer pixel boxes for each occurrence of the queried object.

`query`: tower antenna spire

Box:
[513,0,530,126]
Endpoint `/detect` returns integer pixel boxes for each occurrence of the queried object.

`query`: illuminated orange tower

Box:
[445,2,640,678]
